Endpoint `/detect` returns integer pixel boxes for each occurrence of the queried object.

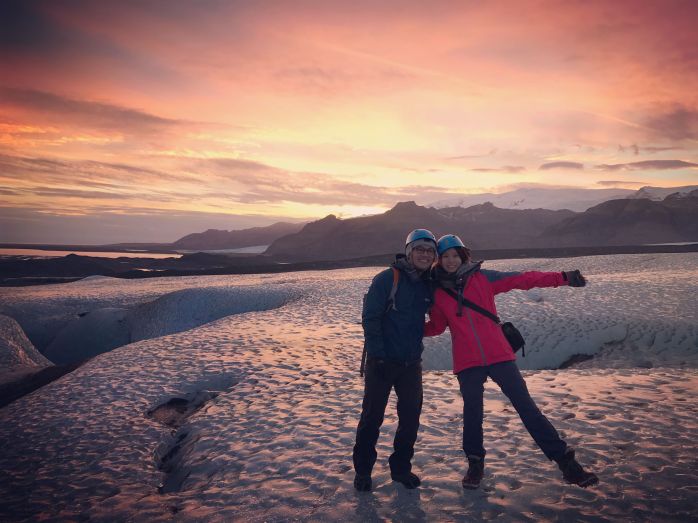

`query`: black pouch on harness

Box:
[501,322,525,353]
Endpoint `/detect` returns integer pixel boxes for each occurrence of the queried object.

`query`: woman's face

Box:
[441,248,462,273]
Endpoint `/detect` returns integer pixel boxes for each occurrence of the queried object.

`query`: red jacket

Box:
[425,267,568,373]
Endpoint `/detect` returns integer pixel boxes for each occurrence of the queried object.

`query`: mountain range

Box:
[541,190,698,246]
[265,202,573,260]
[78,185,697,260]
[166,185,697,255]
[265,190,698,261]
[3,190,696,282]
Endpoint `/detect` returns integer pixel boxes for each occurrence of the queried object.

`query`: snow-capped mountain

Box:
[427,185,698,212]
[428,187,634,211]
[626,185,698,200]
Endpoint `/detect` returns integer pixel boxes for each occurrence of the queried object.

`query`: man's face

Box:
[408,244,436,272]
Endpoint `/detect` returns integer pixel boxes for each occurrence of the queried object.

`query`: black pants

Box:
[457,360,567,461]
[352,357,423,476]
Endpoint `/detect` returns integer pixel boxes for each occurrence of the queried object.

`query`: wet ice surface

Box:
[0,253,697,521]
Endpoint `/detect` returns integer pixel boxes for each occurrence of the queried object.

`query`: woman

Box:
[425,234,598,489]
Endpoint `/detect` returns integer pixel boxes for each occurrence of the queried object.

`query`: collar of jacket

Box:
[391,254,424,283]
[434,260,483,289]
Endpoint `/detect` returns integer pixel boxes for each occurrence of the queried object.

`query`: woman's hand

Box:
[563,270,586,287]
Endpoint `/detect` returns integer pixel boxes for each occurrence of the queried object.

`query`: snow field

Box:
[0,253,696,521]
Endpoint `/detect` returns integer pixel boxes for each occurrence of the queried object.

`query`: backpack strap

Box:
[386,267,400,312]
[360,345,367,377]
[442,288,501,324]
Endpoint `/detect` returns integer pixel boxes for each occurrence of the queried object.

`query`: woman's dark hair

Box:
[451,246,471,263]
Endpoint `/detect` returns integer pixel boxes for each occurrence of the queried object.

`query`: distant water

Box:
[177,245,269,254]
[0,248,181,259]
[644,242,698,246]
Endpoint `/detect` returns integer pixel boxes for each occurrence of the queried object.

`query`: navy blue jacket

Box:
[362,259,433,364]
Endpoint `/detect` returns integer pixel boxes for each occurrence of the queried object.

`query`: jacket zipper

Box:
[465,308,487,365]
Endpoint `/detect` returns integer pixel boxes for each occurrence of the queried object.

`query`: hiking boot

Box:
[462,455,484,489]
[354,473,372,492]
[555,449,599,488]
[391,471,421,489]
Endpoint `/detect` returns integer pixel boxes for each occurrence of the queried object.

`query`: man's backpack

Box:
[359,267,400,377]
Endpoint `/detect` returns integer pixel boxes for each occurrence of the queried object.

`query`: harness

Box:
[441,287,526,356]
[442,287,500,323]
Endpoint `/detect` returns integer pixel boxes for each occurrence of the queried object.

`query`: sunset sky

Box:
[1,0,697,243]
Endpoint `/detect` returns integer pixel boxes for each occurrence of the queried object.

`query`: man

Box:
[352,229,437,492]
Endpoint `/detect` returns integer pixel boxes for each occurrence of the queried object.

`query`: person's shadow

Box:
[352,483,427,522]
[351,476,503,521]
[391,486,426,522]
[352,490,382,522]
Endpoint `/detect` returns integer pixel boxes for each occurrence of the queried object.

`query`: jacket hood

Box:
[456,260,483,279]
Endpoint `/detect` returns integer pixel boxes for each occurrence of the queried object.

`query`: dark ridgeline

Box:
[540,190,698,246]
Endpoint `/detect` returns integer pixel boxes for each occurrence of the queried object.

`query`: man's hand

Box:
[563,270,587,287]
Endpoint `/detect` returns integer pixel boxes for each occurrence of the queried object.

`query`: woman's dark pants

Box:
[457,360,567,461]
[353,358,423,476]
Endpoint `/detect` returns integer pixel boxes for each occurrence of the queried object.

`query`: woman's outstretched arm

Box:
[481,269,570,295]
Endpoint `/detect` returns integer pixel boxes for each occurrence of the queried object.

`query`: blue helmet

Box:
[437,234,465,255]
[405,229,436,248]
